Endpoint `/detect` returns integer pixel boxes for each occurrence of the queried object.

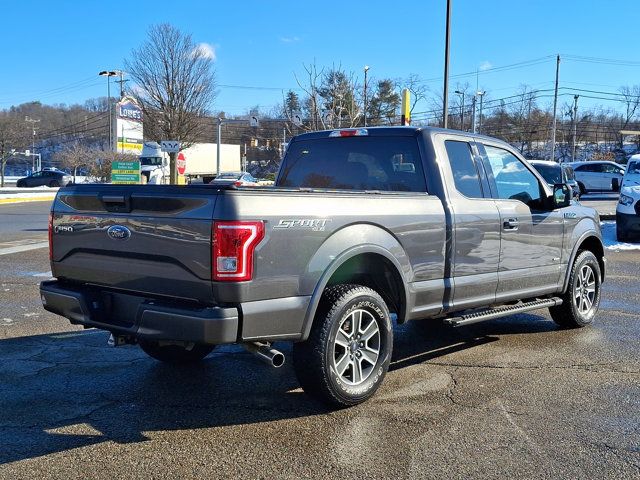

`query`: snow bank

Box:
[601,221,640,251]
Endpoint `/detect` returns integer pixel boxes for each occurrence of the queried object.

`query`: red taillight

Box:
[212,221,264,281]
[48,212,53,260]
[234,181,243,187]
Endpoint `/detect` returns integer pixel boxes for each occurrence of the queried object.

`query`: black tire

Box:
[138,339,215,363]
[293,284,393,407]
[16,180,25,188]
[549,250,601,328]
[578,182,587,196]
[49,180,60,187]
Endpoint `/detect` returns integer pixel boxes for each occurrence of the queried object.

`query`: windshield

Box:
[532,163,562,185]
[627,161,640,175]
[217,173,242,179]
[140,156,163,166]
[562,165,575,181]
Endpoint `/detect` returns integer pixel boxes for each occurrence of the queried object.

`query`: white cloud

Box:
[279,36,300,43]
[479,60,492,71]
[194,42,216,60]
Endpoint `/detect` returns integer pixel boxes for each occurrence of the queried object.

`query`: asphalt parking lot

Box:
[1,201,639,479]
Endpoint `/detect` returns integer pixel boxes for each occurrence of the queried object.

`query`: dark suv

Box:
[16,170,73,188]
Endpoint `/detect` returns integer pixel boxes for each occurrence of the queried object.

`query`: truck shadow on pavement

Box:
[1,313,559,464]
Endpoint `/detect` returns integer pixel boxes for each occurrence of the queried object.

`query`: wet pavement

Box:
[0,201,639,479]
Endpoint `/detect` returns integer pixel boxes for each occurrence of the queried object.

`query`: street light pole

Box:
[363,65,370,127]
[572,94,580,162]
[99,70,118,151]
[550,54,561,161]
[442,0,452,128]
[454,90,464,130]
[477,91,485,133]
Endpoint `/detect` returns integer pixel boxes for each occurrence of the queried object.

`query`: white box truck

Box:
[139,142,241,184]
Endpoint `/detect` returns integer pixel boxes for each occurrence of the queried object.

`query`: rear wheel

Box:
[48,180,60,187]
[138,339,215,363]
[578,182,587,196]
[550,250,601,328]
[293,284,393,407]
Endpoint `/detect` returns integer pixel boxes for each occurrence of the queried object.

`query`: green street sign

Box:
[111,160,141,184]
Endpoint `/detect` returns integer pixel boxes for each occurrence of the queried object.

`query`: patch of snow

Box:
[601,221,640,250]
[0,192,56,199]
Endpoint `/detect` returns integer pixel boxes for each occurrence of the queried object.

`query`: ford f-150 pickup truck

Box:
[41,127,605,406]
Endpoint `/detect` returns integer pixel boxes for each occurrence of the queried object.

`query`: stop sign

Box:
[176,152,186,175]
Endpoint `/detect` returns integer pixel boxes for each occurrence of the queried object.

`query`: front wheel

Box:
[293,284,393,407]
[48,180,60,187]
[138,339,215,363]
[550,250,601,328]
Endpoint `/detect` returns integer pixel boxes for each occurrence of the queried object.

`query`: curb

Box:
[0,196,56,205]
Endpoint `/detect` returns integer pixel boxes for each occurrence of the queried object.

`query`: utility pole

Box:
[363,65,370,127]
[550,54,560,161]
[25,116,40,171]
[442,0,452,128]
[571,95,580,162]
[114,71,127,99]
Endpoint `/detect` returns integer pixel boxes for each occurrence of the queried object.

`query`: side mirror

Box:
[551,183,571,209]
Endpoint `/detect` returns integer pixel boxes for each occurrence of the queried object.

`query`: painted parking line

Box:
[0,241,49,256]
[0,196,55,205]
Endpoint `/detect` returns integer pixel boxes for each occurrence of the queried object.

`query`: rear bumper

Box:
[40,280,239,344]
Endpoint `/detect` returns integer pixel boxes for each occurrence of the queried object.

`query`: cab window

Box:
[483,145,542,205]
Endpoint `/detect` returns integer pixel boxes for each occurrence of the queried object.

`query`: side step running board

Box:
[444,297,563,327]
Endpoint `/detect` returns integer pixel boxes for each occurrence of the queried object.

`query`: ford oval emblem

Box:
[107,225,131,241]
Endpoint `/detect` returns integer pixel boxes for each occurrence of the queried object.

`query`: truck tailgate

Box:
[51,185,218,304]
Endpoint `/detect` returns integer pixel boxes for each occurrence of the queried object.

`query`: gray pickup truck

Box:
[41,127,605,406]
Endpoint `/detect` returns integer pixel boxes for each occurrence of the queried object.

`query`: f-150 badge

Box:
[274,219,330,231]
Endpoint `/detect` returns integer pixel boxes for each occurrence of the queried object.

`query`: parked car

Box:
[16,169,73,188]
[569,161,625,195]
[209,171,258,186]
[41,127,605,407]
[616,159,640,241]
[529,160,580,200]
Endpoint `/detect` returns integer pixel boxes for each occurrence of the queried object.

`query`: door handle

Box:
[503,218,519,230]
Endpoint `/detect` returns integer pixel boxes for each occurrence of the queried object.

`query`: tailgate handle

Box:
[100,194,132,213]
[102,195,126,204]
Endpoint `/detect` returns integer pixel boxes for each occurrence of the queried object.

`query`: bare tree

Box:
[0,113,26,187]
[401,74,429,115]
[616,85,640,147]
[53,143,91,182]
[125,23,217,183]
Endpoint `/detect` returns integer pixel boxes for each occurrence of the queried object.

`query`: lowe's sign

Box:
[117,98,143,122]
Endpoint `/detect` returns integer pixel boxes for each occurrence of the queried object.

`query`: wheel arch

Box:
[300,245,410,341]
[562,233,605,292]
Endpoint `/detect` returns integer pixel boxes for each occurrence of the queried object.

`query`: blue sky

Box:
[2,0,640,117]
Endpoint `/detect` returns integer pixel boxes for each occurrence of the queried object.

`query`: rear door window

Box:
[278,136,427,192]
[444,140,484,198]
